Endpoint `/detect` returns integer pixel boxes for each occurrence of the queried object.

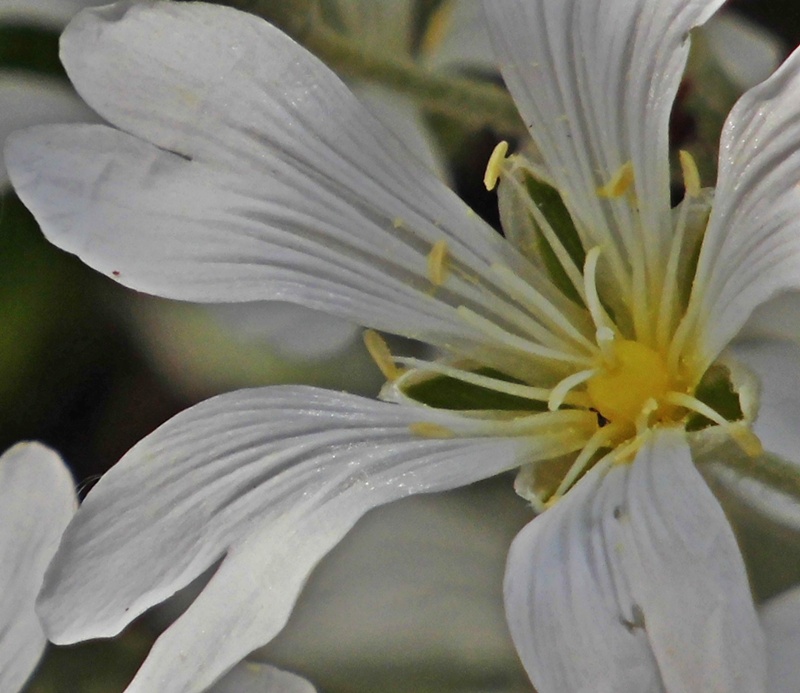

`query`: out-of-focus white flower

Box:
[0,0,98,28]
[760,585,800,693]
[0,0,100,187]
[9,1,800,692]
[259,482,531,691]
[704,10,785,91]
[0,442,76,693]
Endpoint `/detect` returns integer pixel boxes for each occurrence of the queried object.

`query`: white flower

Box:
[7,0,800,691]
[0,442,76,693]
[760,585,800,693]
[127,0,495,394]
[0,0,101,27]
[704,10,785,91]
[0,0,101,187]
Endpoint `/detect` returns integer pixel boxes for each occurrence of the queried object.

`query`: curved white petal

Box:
[483,0,724,280]
[0,443,76,693]
[703,339,800,530]
[0,73,93,188]
[38,387,562,693]
[760,587,800,693]
[504,430,765,693]
[6,1,586,370]
[686,45,800,366]
[210,661,315,693]
[352,84,448,181]
[703,12,784,92]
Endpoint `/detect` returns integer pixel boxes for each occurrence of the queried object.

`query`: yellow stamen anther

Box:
[409,422,456,439]
[484,140,509,191]
[728,422,764,458]
[678,150,701,198]
[363,329,404,381]
[597,161,635,198]
[427,239,451,287]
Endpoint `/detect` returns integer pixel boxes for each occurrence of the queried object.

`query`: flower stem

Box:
[219,0,524,133]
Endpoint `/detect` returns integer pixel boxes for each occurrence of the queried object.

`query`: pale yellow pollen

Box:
[484,140,509,191]
[427,239,451,287]
[678,149,701,198]
[587,340,670,424]
[363,329,404,381]
[596,161,635,198]
[409,422,456,439]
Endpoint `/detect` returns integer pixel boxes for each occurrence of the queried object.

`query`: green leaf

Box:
[686,363,743,431]
[0,25,65,78]
[523,174,586,305]
[404,367,546,411]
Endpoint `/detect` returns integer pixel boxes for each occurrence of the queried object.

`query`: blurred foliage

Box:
[1,0,799,691]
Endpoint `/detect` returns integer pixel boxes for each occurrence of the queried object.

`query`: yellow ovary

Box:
[587,340,670,425]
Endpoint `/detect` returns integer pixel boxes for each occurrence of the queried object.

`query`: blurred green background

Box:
[2,0,799,690]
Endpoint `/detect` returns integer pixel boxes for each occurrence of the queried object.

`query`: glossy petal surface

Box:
[39,387,552,692]
[504,431,765,693]
[687,46,800,367]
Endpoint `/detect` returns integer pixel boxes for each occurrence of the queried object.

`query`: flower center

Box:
[587,340,669,425]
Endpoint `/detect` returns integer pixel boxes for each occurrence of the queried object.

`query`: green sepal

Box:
[686,363,743,431]
[523,173,586,305]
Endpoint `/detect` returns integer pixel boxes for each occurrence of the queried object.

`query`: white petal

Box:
[504,430,765,693]
[0,443,76,693]
[38,387,549,693]
[686,46,800,366]
[483,0,724,274]
[352,84,448,182]
[209,661,315,693]
[7,1,583,367]
[0,72,93,188]
[702,339,800,530]
[760,586,800,693]
[703,11,784,92]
